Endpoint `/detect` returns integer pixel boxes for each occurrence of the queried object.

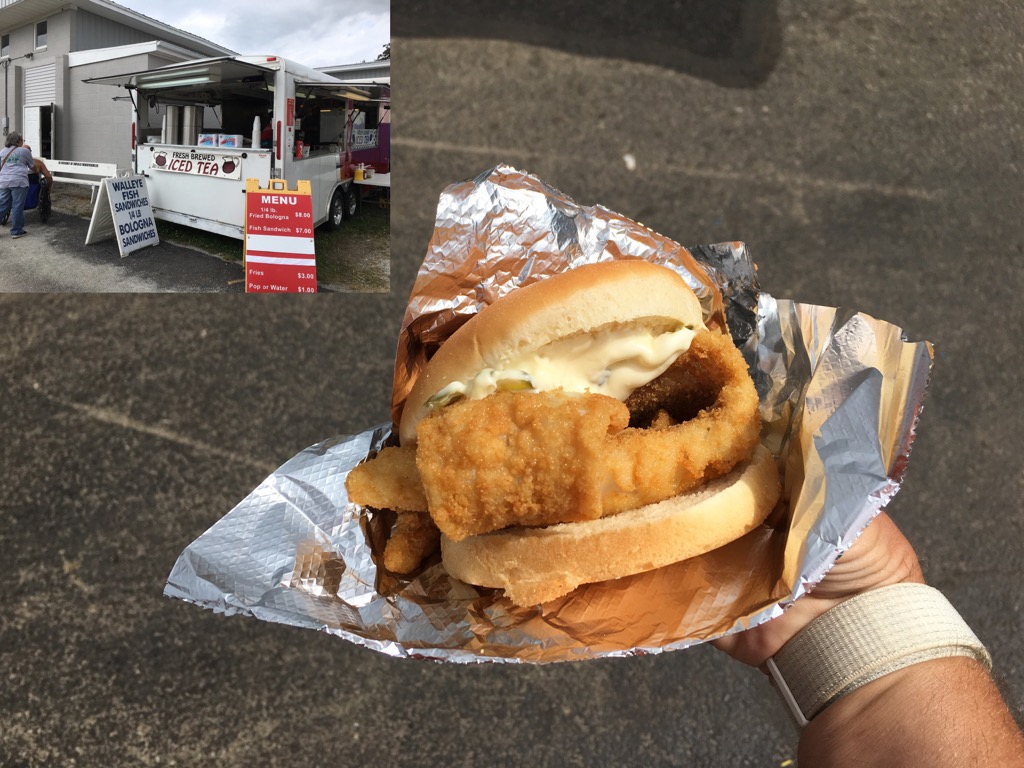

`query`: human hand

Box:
[713,512,924,668]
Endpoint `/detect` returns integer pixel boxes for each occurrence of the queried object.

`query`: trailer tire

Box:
[343,184,359,220]
[324,189,345,231]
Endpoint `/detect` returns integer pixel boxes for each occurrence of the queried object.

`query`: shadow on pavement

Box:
[394,0,782,87]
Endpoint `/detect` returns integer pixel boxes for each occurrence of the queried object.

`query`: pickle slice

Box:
[495,375,533,392]
[424,383,466,410]
[425,371,535,410]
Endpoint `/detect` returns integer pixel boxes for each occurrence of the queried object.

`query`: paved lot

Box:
[0,187,249,292]
[0,207,247,292]
[2,1,1022,766]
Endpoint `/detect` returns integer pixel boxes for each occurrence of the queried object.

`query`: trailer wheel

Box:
[343,184,359,220]
[324,189,345,231]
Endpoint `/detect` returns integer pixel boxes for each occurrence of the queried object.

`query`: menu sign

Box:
[244,179,317,293]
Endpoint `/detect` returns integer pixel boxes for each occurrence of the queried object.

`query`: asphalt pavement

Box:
[0,206,247,292]
[2,2,1022,766]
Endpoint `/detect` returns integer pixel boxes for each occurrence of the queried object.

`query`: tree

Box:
[376,42,390,61]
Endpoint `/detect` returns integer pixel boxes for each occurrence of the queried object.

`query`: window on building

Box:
[36,21,47,49]
[1,34,10,58]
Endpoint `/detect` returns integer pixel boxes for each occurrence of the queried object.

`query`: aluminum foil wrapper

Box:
[165,165,934,663]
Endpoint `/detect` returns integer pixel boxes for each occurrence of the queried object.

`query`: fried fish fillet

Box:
[345,445,426,512]
[382,512,440,573]
[416,389,628,540]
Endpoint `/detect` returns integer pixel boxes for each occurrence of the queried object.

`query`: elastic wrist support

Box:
[766,583,992,727]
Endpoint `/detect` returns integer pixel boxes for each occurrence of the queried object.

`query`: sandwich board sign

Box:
[85,175,160,257]
[244,179,317,293]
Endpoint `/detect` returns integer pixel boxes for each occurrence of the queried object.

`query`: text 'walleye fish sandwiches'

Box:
[346,260,781,606]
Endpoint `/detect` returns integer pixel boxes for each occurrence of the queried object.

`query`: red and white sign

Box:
[244,179,317,293]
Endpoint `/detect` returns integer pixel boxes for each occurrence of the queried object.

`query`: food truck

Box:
[85,56,376,239]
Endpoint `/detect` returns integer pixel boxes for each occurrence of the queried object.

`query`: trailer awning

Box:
[294,81,373,102]
[83,57,274,89]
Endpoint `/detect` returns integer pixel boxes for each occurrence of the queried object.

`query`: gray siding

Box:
[46,9,74,56]
[4,3,225,165]
[70,10,155,52]
[0,23,53,93]
[321,63,390,81]
[68,54,179,167]
[3,10,71,146]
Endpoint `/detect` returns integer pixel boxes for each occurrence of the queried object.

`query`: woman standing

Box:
[0,131,35,239]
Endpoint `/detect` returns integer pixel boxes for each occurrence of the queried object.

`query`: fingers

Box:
[816,513,924,601]
[712,513,924,668]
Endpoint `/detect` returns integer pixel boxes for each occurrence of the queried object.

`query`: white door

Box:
[23,106,42,157]
[22,105,56,159]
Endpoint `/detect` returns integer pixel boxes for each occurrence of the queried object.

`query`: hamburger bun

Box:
[398,260,705,444]
[440,444,780,605]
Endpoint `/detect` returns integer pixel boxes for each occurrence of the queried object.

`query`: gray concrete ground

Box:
[2,1,1023,766]
[0,187,247,292]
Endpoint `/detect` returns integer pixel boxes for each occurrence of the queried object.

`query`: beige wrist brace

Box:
[766,583,992,727]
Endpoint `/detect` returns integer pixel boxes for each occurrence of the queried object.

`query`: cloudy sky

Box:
[114,0,390,68]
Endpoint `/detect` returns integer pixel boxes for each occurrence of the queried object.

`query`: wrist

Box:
[766,583,991,727]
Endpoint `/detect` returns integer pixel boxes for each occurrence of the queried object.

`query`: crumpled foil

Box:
[165,165,934,663]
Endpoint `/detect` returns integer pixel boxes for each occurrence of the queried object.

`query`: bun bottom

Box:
[440,445,781,606]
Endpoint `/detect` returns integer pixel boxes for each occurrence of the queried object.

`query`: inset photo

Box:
[0,0,390,292]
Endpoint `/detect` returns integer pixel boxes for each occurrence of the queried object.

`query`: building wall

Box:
[70,10,157,52]
[46,8,73,52]
[4,56,65,157]
[320,63,391,81]
[2,11,66,142]
[69,53,181,168]
[3,20,46,58]
[4,2,227,164]
[3,9,87,155]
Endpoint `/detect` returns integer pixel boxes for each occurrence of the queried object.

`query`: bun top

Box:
[398,260,706,443]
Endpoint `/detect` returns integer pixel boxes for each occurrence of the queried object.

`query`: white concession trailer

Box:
[85,55,372,239]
